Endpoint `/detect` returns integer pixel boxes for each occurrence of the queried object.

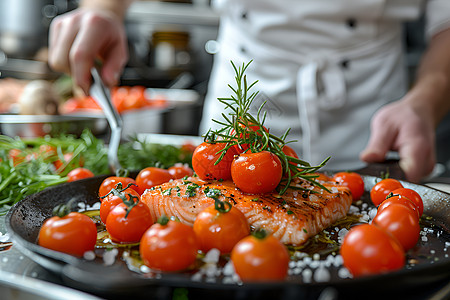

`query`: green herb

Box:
[204,187,222,200]
[185,182,200,197]
[0,129,194,215]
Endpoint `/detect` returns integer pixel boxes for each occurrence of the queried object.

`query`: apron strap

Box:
[297,61,346,164]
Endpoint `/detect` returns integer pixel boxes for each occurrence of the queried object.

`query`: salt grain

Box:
[83,251,96,261]
[191,272,202,282]
[0,232,10,243]
[421,236,428,242]
[337,267,351,278]
[103,248,118,266]
[203,248,220,264]
[222,261,235,276]
[314,267,330,282]
[302,269,312,283]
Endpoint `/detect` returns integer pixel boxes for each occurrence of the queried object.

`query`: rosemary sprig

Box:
[204,60,330,194]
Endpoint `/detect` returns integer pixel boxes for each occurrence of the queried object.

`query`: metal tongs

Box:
[90,67,123,173]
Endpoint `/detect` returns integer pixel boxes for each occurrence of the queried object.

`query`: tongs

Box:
[90,67,123,173]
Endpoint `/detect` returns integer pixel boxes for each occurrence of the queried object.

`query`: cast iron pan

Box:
[5,172,450,300]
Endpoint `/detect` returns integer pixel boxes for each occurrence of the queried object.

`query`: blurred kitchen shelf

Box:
[126,1,219,27]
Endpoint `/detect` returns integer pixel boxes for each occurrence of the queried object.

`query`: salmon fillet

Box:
[141,177,352,245]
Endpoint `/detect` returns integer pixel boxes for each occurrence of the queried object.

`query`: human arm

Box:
[360,27,450,182]
[48,0,134,93]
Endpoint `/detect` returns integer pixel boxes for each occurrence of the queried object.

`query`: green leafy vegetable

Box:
[0,130,193,215]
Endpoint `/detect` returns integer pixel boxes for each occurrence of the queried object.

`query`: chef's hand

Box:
[48,8,128,94]
[360,99,436,183]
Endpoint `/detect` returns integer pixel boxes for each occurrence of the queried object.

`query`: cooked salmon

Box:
[141,177,352,245]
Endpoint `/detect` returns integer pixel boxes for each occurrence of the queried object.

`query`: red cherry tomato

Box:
[140,218,199,272]
[391,188,424,217]
[106,198,154,243]
[370,178,404,206]
[53,152,79,173]
[8,148,26,166]
[231,151,282,194]
[38,212,97,257]
[193,203,250,254]
[378,193,420,220]
[135,167,173,195]
[98,176,139,198]
[373,204,421,251]
[192,142,238,181]
[168,163,194,179]
[340,224,405,277]
[67,167,95,182]
[281,145,300,176]
[231,122,269,153]
[333,171,365,201]
[100,188,141,224]
[231,230,290,282]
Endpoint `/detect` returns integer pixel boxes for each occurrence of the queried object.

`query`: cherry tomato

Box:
[98,176,139,198]
[38,144,57,157]
[231,151,282,194]
[67,167,95,182]
[281,145,300,176]
[378,193,420,220]
[168,163,194,179]
[100,188,140,224]
[38,212,97,257]
[231,122,269,153]
[231,230,290,281]
[391,188,424,217]
[8,148,25,166]
[192,142,239,181]
[340,224,405,277]
[193,203,250,254]
[373,204,420,251]
[135,167,173,195]
[53,152,78,173]
[106,197,154,243]
[140,217,199,272]
[370,178,404,206]
[333,171,365,201]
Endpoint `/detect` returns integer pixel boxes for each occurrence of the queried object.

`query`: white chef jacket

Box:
[200,0,450,172]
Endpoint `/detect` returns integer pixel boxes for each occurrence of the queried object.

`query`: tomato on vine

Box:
[391,187,424,217]
[378,193,420,220]
[231,229,290,281]
[370,178,404,206]
[100,183,141,224]
[372,204,420,251]
[106,194,154,243]
[67,167,94,182]
[231,121,269,153]
[135,167,173,194]
[140,216,199,272]
[38,211,97,257]
[231,151,282,194]
[193,199,250,254]
[192,142,238,181]
[340,224,405,277]
[98,175,139,198]
[332,171,365,201]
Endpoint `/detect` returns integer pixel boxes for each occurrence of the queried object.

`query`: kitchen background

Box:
[0,0,449,178]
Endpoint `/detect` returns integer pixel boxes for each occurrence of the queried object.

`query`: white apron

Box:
[200,0,450,171]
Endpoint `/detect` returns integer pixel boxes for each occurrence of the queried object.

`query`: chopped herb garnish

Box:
[204,187,222,200]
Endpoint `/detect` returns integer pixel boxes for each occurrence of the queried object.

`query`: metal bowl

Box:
[0,114,108,138]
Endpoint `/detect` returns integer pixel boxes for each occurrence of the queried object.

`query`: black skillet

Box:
[5,170,450,300]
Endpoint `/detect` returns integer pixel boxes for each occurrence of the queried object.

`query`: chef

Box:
[48,0,450,183]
